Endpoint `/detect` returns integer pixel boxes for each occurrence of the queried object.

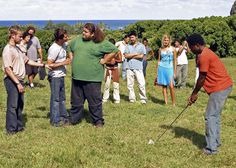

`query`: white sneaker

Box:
[140,100,147,104]
[114,100,120,104]
[129,100,135,103]
[29,83,34,88]
[102,99,108,103]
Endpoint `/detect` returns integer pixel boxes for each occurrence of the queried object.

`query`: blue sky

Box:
[0,0,234,20]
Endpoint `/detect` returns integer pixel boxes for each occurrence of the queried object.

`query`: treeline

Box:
[0,15,236,59]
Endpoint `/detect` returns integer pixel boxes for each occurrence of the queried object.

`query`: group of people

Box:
[2,23,233,155]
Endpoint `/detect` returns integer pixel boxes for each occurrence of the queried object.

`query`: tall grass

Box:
[0,58,235,168]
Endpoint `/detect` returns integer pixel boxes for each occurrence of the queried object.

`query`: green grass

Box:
[0,58,236,168]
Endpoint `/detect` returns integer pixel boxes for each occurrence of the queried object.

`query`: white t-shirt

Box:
[47,42,67,77]
[176,47,188,65]
[115,41,128,61]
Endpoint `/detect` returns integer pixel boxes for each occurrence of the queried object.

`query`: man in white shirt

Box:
[115,35,129,80]
[175,39,190,88]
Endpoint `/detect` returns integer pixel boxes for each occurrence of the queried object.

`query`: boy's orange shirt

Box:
[198,47,233,94]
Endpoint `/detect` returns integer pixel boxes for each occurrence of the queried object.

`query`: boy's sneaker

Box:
[29,83,34,88]
[129,100,135,103]
[203,148,218,155]
[140,100,147,104]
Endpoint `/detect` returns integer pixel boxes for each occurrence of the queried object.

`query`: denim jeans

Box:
[49,77,68,125]
[205,86,232,151]
[4,77,24,133]
[143,60,148,77]
[70,79,104,125]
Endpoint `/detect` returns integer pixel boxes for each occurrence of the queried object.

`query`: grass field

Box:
[0,58,235,168]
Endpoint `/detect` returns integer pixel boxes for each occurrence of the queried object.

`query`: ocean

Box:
[0,20,138,30]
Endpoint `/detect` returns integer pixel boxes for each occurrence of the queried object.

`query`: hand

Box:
[17,83,25,93]
[154,77,157,86]
[110,58,116,65]
[45,64,52,70]
[64,58,71,65]
[188,93,198,106]
[100,58,106,65]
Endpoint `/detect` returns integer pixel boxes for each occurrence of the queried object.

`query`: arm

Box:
[188,72,207,105]
[173,49,177,78]
[47,58,71,69]
[4,67,24,93]
[100,52,117,65]
[27,60,51,70]
[37,48,43,63]
[147,49,155,60]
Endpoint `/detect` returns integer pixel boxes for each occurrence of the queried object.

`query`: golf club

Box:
[156,104,189,142]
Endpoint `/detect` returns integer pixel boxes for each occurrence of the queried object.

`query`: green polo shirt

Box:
[67,36,119,82]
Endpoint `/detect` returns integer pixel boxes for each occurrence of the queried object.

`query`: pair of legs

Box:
[26,64,38,87]
[204,86,232,154]
[176,64,188,88]
[103,68,120,103]
[49,77,68,126]
[161,80,175,106]
[70,79,104,126]
[127,69,147,103]
[4,77,24,134]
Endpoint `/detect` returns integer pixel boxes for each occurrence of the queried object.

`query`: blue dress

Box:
[157,47,175,86]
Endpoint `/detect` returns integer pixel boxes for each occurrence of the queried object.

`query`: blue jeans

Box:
[70,79,104,125]
[49,77,68,125]
[4,77,24,133]
[205,86,232,151]
[143,60,148,77]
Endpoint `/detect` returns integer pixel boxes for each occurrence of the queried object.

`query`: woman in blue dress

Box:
[156,34,177,106]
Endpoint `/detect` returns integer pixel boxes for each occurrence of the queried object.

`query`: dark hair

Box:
[22,31,31,39]
[54,28,67,41]
[84,23,105,43]
[8,25,21,39]
[187,33,205,46]
[142,37,148,42]
[174,39,181,43]
[108,38,116,45]
[123,35,129,39]
[128,31,137,37]
[26,26,36,33]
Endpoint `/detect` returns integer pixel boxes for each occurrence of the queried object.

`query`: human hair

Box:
[123,35,129,39]
[108,38,116,45]
[26,26,36,33]
[128,31,137,37]
[142,37,148,43]
[22,31,31,39]
[187,33,205,46]
[54,28,67,41]
[84,23,105,43]
[161,34,172,48]
[8,25,21,39]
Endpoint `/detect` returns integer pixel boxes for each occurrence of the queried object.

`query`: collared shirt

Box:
[124,42,146,70]
[2,44,29,80]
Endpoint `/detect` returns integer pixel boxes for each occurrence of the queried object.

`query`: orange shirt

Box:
[198,47,232,94]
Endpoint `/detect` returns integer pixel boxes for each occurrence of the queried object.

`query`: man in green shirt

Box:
[67,23,119,127]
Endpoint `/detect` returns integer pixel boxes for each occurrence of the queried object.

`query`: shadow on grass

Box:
[160,125,205,149]
[23,113,28,126]
[150,96,165,105]
[120,93,129,102]
[67,109,92,124]
[228,95,236,100]
[24,82,46,88]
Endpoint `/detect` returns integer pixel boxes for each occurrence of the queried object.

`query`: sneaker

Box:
[114,100,120,104]
[129,100,135,103]
[102,99,108,103]
[95,123,103,128]
[140,100,147,104]
[202,148,218,155]
[29,83,34,88]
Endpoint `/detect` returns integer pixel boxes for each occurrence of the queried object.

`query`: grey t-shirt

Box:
[47,42,67,78]
[27,36,41,61]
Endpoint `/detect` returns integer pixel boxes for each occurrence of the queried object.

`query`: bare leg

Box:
[162,86,168,105]
[169,81,176,106]
[28,74,36,87]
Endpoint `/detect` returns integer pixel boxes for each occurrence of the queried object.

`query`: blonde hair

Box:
[161,34,172,48]
[8,25,21,39]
